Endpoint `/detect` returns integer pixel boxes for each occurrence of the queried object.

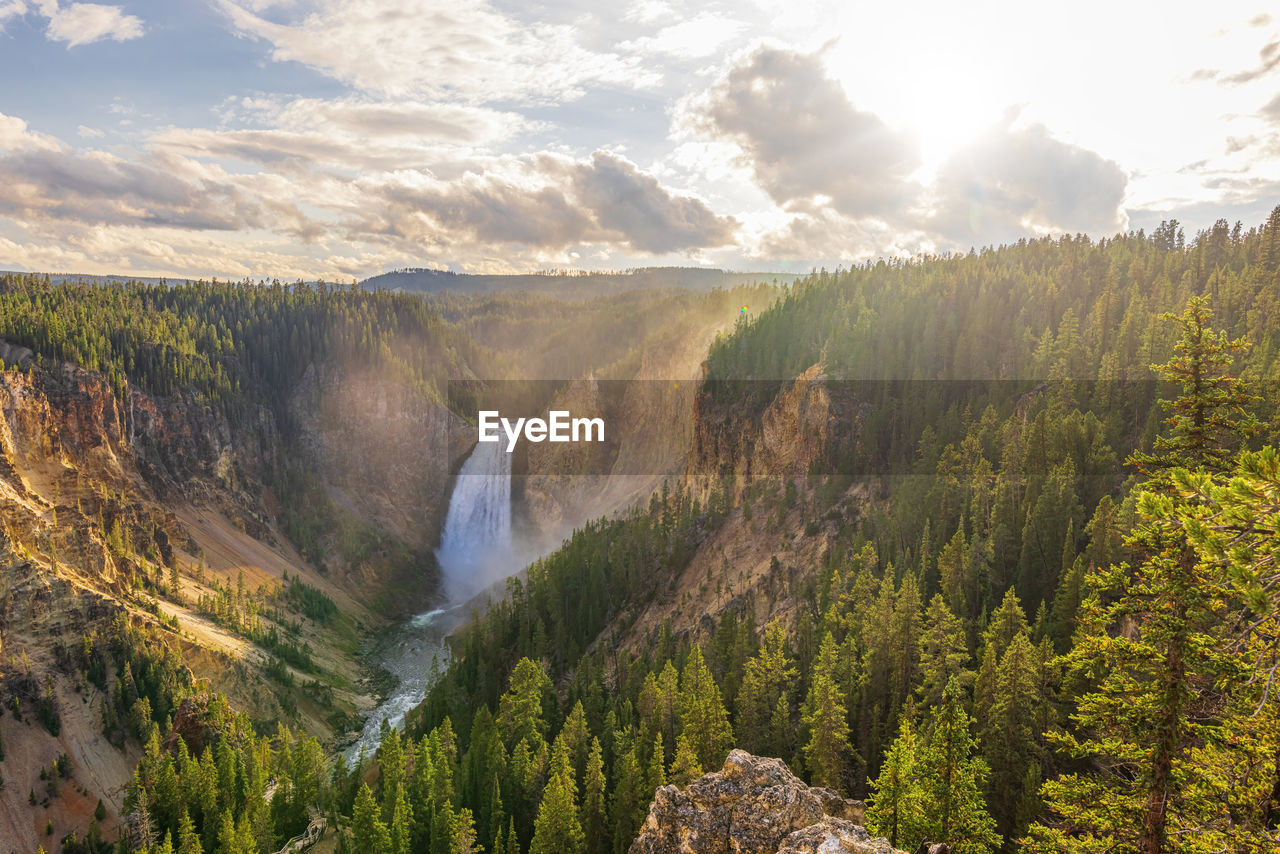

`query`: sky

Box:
[1,1,1279,279]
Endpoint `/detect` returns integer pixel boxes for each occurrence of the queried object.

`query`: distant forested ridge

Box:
[365,266,797,299]
[0,275,477,415]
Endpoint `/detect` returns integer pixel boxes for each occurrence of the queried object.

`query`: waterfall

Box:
[435,440,513,604]
[343,441,513,762]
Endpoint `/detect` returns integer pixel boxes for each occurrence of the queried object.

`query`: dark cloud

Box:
[929,121,1128,246]
[567,152,738,252]
[686,46,919,218]
[364,152,736,254]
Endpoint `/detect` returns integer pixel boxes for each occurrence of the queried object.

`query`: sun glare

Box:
[819,12,1012,182]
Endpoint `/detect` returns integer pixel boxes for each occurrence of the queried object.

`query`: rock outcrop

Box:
[691,364,853,482]
[630,751,904,854]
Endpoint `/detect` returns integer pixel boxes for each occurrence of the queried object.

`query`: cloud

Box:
[681,45,919,219]
[217,0,651,103]
[271,98,526,143]
[0,112,61,151]
[152,97,528,173]
[0,100,738,279]
[1261,92,1280,124]
[0,1,26,27]
[0,148,268,230]
[752,206,898,264]
[928,119,1128,246]
[1209,38,1280,85]
[40,1,143,47]
[621,12,746,59]
[565,151,739,252]
[360,151,736,255]
[0,112,294,233]
[76,124,103,138]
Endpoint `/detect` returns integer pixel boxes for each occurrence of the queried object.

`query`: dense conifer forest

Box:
[11,211,1280,854]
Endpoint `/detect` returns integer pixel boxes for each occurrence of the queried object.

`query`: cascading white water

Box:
[343,442,514,762]
[435,439,513,604]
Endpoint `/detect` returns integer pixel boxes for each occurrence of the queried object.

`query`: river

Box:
[343,441,514,762]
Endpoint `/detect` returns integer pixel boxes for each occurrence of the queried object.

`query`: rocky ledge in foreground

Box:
[630,750,928,854]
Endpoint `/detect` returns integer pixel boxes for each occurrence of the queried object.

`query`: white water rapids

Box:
[343,442,513,761]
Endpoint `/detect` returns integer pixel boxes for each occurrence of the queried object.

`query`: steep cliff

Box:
[0,351,462,851]
[603,361,871,650]
[691,364,858,482]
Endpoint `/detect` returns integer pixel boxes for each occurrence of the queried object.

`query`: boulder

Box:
[777,818,897,854]
[629,751,903,854]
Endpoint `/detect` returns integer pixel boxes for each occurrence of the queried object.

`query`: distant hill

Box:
[361,266,800,298]
[1,271,174,286]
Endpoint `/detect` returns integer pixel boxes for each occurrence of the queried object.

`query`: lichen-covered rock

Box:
[812,788,866,824]
[776,818,896,854]
[629,751,903,854]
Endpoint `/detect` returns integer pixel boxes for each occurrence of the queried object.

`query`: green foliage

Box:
[107,208,1280,854]
[281,574,339,624]
[677,645,733,770]
[0,275,471,414]
[800,635,851,789]
[917,679,1000,853]
[1028,300,1272,853]
[353,783,392,852]
[867,716,924,850]
[736,620,797,757]
[530,764,584,854]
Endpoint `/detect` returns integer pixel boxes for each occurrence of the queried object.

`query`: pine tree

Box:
[610,745,644,854]
[939,523,970,620]
[646,732,666,794]
[451,807,481,854]
[918,678,999,853]
[177,809,202,854]
[582,738,607,854]
[380,724,406,819]
[1134,295,1257,475]
[736,620,797,756]
[499,659,553,752]
[1029,303,1269,850]
[530,767,584,854]
[977,632,1047,848]
[391,784,413,854]
[677,645,733,770]
[1029,302,1259,854]
[665,734,700,788]
[654,661,680,753]
[918,594,971,707]
[888,574,924,708]
[1046,554,1085,651]
[800,634,851,791]
[866,716,924,850]
[352,783,392,853]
